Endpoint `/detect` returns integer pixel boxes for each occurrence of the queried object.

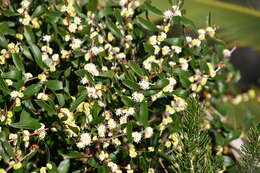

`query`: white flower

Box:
[21,0,31,8]
[120,0,128,6]
[144,127,153,138]
[179,58,189,70]
[117,53,126,59]
[81,77,88,84]
[74,16,81,25]
[99,151,108,161]
[43,35,51,42]
[91,47,103,55]
[132,92,144,102]
[84,63,99,76]
[164,10,174,19]
[97,124,106,137]
[5,79,13,86]
[162,46,171,55]
[191,39,201,47]
[107,118,117,129]
[132,131,142,143]
[148,36,157,45]
[172,5,181,16]
[77,132,91,148]
[70,38,82,49]
[10,91,19,98]
[24,73,33,79]
[223,49,231,58]
[52,54,59,62]
[171,46,182,54]
[139,80,150,90]
[68,23,77,32]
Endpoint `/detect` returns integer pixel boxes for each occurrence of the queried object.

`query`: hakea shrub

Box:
[0,0,239,172]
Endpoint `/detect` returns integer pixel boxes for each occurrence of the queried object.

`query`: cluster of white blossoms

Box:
[0,0,234,172]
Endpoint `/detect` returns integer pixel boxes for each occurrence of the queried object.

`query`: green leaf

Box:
[2,70,22,80]
[2,141,15,158]
[10,110,41,130]
[139,102,148,127]
[100,70,114,78]
[57,160,70,173]
[137,17,159,32]
[32,5,46,17]
[23,84,42,98]
[151,79,169,90]
[24,26,35,44]
[30,43,46,69]
[0,75,10,93]
[87,158,99,168]
[97,166,109,173]
[129,61,145,77]
[0,24,15,36]
[10,117,41,130]
[0,35,8,48]
[143,43,155,55]
[56,93,65,107]
[47,11,62,23]
[121,95,135,107]
[21,46,33,60]
[179,76,191,88]
[70,89,87,112]
[44,80,63,91]
[12,53,25,72]
[180,17,197,29]
[35,100,56,115]
[106,20,122,38]
[60,152,89,159]
[122,79,140,91]
[145,3,163,16]
[164,38,184,46]
[127,122,133,142]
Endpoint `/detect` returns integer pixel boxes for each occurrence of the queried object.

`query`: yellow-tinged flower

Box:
[13,162,22,170]
[0,168,6,173]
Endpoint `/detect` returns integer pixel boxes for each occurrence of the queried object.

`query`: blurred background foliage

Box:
[150,0,260,130]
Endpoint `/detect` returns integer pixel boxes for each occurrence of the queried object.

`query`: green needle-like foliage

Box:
[240,124,260,173]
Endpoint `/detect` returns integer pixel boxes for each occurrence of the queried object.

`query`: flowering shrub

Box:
[0,0,240,172]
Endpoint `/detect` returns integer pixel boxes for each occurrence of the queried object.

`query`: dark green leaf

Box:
[106,20,122,38]
[35,100,56,115]
[12,53,25,72]
[151,79,169,89]
[0,75,10,93]
[57,160,70,173]
[56,93,65,107]
[10,113,41,130]
[23,84,42,98]
[2,70,22,80]
[137,17,159,32]
[44,80,63,91]
[30,43,46,69]
[60,152,89,159]
[70,89,87,111]
[139,102,148,127]
[145,3,163,16]
[129,61,145,77]
[164,38,184,46]
[122,79,140,91]
[24,26,35,44]
[32,5,46,17]
[121,95,135,107]
[127,122,133,142]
